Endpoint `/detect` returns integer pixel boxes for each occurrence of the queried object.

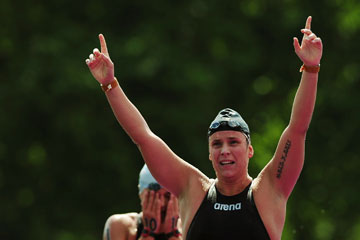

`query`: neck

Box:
[215,175,252,196]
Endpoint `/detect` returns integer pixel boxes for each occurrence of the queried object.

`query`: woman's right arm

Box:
[85,34,203,197]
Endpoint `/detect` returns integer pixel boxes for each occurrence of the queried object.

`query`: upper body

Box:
[103,165,182,240]
[87,16,322,240]
[186,180,270,240]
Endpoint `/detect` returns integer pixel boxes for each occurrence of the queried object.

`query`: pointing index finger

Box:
[98,33,109,56]
[305,16,312,30]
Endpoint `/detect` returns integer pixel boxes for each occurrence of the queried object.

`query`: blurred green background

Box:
[1,0,360,239]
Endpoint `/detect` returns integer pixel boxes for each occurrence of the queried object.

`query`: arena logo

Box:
[213,202,242,211]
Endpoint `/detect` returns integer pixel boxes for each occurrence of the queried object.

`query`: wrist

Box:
[299,64,320,73]
[142,229,182,240]
[165,229,182,239]
[100,77,118,92]
[140,228,155,239]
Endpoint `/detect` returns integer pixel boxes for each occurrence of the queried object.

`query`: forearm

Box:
[104,80,152,145]
[289,71,318,133]
[289,16,322,133]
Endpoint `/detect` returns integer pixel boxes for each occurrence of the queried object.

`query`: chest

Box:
[186,185,270,240]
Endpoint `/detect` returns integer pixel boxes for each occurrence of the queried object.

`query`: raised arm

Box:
[85,34,200,197]
[265,16,323,198]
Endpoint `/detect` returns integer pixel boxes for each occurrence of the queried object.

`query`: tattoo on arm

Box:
[276,139,292,179]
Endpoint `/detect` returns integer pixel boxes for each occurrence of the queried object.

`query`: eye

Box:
[212,141,222,148]
[229,140,239,145]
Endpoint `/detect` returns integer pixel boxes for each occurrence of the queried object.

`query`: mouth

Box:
[220,160,235,166]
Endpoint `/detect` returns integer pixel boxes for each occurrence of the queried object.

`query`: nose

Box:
[221,145,230,156]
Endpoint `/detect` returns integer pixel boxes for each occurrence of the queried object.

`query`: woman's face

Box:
[208,130,253,180]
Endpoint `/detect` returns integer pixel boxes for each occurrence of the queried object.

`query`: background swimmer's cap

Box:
[138,164,161,194]
[207,108,250,139]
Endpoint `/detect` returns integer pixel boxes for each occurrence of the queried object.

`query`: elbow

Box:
[289,112,314,135]
[103,214,123,240]
[295,125,309,136]
[285,124,309,140]
[288,120,311,136]
[131,128,157,146]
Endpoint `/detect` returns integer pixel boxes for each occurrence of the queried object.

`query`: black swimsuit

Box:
[186,181,270,240]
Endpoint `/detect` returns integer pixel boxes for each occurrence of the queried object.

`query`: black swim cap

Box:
[207,108,250,139]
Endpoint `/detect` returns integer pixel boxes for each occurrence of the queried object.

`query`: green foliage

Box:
[1,0,360,239]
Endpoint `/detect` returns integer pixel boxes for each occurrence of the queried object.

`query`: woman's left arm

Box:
[266,16,323,198]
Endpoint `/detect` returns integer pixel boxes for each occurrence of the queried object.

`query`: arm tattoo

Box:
[276,139,292,179]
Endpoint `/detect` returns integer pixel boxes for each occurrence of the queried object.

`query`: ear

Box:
[248,145,254,158]
[208,142,213,162]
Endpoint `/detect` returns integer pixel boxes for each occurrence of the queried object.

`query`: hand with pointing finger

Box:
[85,34,115,85]
[293,16,323,66]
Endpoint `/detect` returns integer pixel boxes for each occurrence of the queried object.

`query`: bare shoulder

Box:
[104,212,140,240]
[251,168,287,240]
[107,212,139,227]
[182,165,212,201]
[179,167,212,236]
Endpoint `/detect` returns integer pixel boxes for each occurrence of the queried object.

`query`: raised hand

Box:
[141,190,162,234]
[85,34,114,85]
[293,16,323,66]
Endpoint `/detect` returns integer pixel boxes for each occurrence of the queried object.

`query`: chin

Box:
[215,169,235,179]
[218,166,242,178]
[222,172,239,179]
